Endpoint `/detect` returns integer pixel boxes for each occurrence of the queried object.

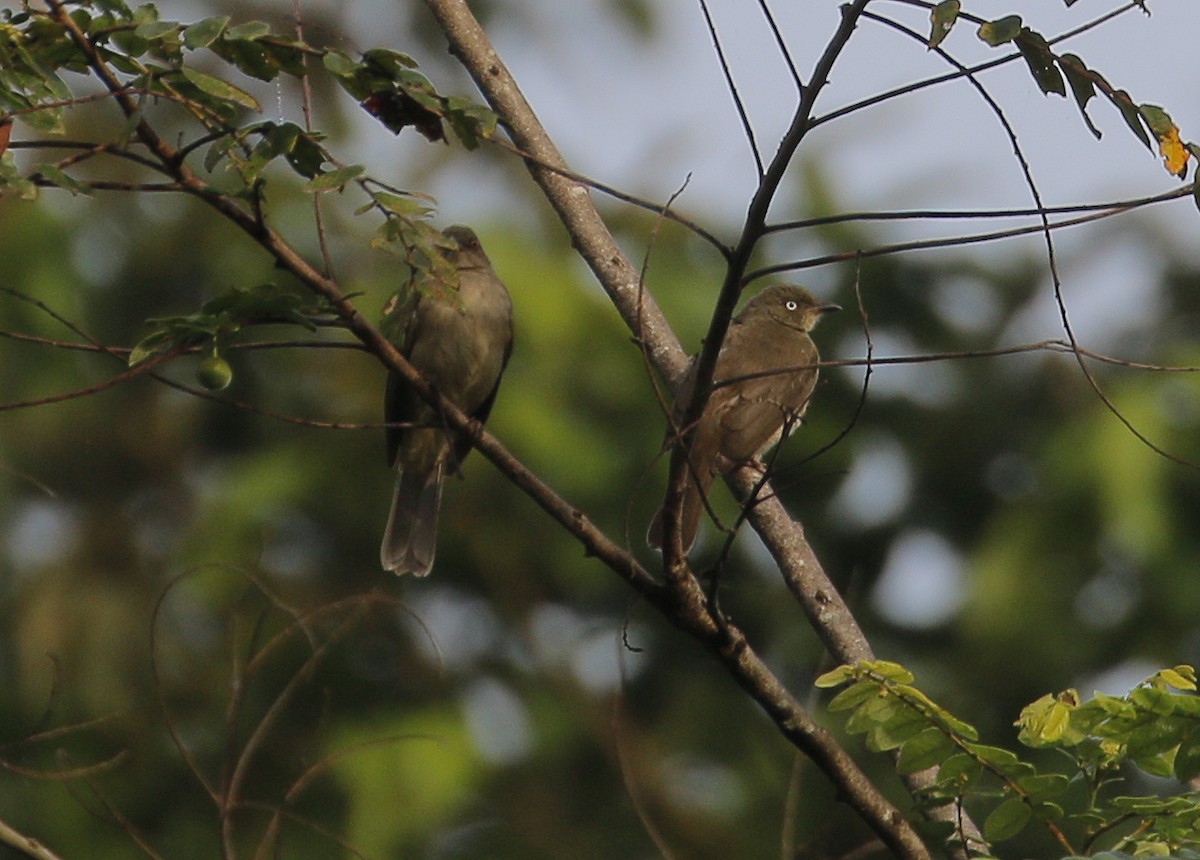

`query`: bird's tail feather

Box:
[647,476,709,553]
[381,465,443,576]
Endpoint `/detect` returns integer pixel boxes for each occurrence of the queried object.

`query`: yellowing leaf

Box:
[1140,105,1190,178]
[1159,665,1198,691]
[1158,127,1189,177]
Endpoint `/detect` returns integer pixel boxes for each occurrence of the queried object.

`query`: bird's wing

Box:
[451,321,513,465]
[383,278,436,466]
[712,363,818,466]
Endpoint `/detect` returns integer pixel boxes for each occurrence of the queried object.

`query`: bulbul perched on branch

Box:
[381,225,514,576]
[648,284,840,553]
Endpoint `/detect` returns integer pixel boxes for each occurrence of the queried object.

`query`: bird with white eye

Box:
[648,284,840,553]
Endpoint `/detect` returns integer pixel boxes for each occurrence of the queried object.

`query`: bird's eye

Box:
[784,300,798,311]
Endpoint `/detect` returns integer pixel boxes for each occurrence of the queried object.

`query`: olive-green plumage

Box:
[648,284,839,552]
[381,226,514,576]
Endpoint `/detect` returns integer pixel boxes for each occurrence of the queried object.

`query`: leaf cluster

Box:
[128,281,342,391]
[928,2,1195,183]
[818,662,1200,854]
[0,1,497,198]
[322,47,498,149]
[0,0,505,378]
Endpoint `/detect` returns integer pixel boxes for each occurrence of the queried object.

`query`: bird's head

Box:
[441,224,489,268]
[741,284,841,333]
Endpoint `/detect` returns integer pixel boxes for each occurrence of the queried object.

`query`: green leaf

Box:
[898,727,954,773]
[1134,750,1176,778]
[304,164,365,192]
[110,28,150,58]
[128,331,172,366]
[984,796,1032,842]
[260,41,309,79]
[827,681,882,713]
[184,16,229,49]
[1173,734,1200,781]
[965,743,1022,770]
[16,105,65,135]
[285,132,326,179]
[1127,720,1186,765]
[362,47,419,76]
[934,752,982,787]
[814,665,855,689]
[1131,686,1177,716]
[845,694,901,736]
[1139,105,1178,141]
[442,97,498,150]
[865,706,928,753]
[134,19,177,40]
[223,39,275,82]
[862,660,914,684]
[928,0,959,49]
[977,15,1022,47]
[1018,691,1077,746]
[35,163,92,196]
[1015,28,1065,97]
[370,191,435,218]
[131,3,159,26]
[203,136,238,173]
[322,49,360,78]
[0,151,38,201]
[1015,773,1070,798]
[180,67,261,111]
[225,20,271,41]
[1106,87,1152,151]
[1058,54,1101,140]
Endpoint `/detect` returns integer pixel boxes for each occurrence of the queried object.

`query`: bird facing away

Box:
[648,284,840,553]
[380,225,514,576]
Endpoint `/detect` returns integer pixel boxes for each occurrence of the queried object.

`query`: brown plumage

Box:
[381,226,514,576]
[648,284,839,552]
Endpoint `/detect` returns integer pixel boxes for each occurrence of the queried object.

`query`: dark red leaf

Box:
[361,91,446,143]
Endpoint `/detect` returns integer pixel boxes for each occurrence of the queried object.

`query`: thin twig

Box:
[698,0,764,177]
[866,10,1200,475]
[291,0,336,281]
[756,0,804,92]
[747,189,1192,282]
[811,1,1148,130]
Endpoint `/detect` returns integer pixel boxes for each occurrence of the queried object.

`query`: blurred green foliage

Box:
[2,1,1200,859]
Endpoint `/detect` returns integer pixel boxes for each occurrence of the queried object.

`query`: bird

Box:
[380,225,514,576]
[647,284,840,553]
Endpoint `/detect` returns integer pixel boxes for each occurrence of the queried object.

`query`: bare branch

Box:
[422,0,689,386]
[748,187,1193,282]
[811,1,1149,129]
[0,818,68,860]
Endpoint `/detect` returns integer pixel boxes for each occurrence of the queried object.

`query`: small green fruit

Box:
[197,352,233,391]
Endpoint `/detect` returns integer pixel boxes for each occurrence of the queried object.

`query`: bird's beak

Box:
[819,303,842,314]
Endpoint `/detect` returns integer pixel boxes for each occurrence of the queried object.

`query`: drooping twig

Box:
[866,10,1200,474]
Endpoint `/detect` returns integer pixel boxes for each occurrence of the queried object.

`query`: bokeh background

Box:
[3,1,1200,857]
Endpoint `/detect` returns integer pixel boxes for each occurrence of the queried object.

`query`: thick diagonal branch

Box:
[420,1,933,856]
